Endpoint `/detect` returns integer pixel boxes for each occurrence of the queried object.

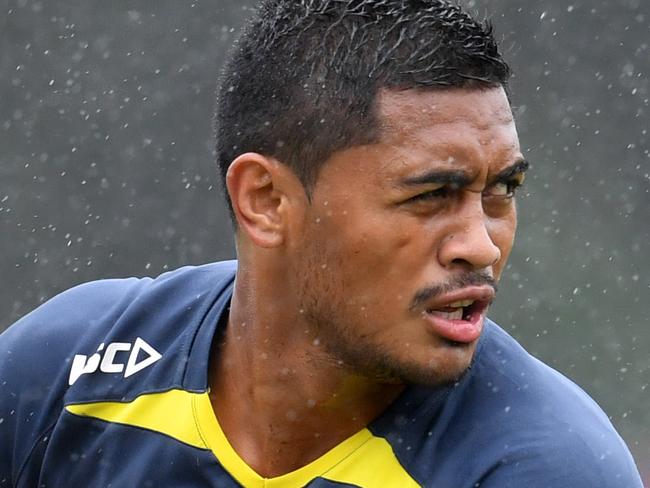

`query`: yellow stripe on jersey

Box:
[65,389,207,449]
[66,390,421,488]
[322,435,421,487]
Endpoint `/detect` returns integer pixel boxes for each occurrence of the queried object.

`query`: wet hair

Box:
[215,0,511,217]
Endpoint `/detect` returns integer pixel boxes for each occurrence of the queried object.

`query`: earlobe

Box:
[226,153,289,248]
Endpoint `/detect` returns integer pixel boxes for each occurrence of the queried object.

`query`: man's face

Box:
[290,87,526,386]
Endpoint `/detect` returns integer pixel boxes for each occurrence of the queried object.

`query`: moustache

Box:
[410,272,498,312]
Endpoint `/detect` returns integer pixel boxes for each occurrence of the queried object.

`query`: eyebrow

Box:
[398,170,472,189]
[397,159,530,189]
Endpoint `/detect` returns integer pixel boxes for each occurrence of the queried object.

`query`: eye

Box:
[407,182,462,203]
[409,186,451,202]
[484,175,525,199]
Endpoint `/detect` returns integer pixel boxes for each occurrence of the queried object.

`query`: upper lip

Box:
[422,286,496,312]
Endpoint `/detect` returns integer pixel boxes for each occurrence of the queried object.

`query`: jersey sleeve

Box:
[461,323,644,488]
[0,278,143,487]
[476,421,643,488]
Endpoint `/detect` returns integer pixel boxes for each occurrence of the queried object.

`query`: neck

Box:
[209,260,405,478]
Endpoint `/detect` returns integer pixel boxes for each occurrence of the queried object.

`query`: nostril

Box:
[449,257,476,269]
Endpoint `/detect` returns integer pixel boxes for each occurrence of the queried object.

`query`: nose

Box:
[437,199,501,272]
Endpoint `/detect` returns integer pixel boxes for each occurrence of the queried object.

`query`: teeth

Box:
[426,300,477,320]
[429,309,463,320]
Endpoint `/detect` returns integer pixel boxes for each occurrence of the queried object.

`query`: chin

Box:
[392,357,473,387]
[347,344,476,387]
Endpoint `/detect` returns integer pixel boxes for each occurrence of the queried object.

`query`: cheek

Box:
[309,215,408,302]
[317,203,392,255]
[341,220,418,285]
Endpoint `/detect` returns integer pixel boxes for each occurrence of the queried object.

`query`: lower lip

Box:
[422,307,485,343]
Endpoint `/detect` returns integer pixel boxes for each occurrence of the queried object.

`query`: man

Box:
[0,1,643,486]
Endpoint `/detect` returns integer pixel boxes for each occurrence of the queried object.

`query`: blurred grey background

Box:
[1,0,648,478]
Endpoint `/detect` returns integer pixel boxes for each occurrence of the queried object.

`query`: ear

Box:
[226,153,303,248]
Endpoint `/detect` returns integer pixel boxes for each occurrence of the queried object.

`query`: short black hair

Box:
[215,0,510,217]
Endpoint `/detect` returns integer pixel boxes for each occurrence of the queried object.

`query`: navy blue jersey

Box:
[0,261,642,487]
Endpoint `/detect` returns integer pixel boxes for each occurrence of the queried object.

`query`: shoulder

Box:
[367,320,642,487]
[0,260,236,373]
[471,320,614,430]
[463,320,643,487]
[0,261,237,485]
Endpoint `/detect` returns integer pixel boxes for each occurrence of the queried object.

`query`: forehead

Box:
[372,87,519,168]
[376,86,515,136]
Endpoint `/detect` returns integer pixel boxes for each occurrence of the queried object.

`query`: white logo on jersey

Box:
[68,337,162,385]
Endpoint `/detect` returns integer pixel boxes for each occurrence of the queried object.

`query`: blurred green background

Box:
[1,0,648,478]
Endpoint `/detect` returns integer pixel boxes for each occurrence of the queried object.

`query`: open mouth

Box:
[426,299,484,322]
[422,298,490,343]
